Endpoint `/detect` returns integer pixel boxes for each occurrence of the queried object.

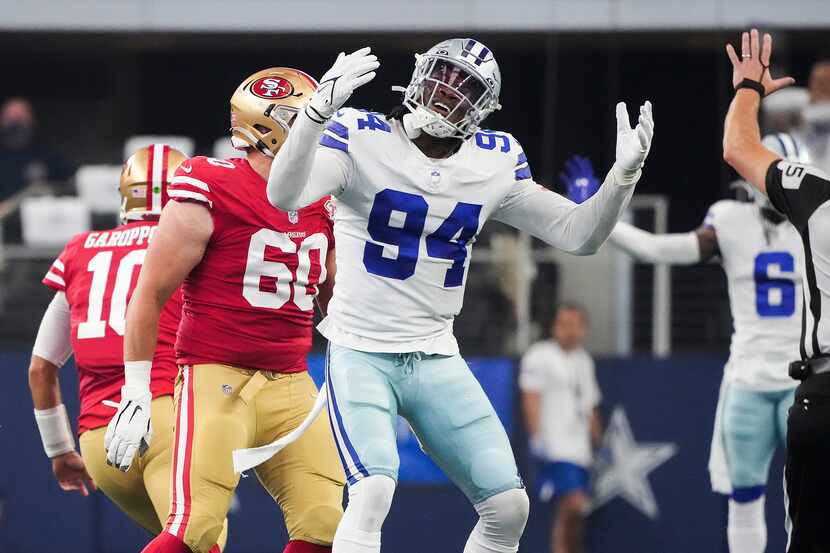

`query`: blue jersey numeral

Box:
[363,190,427,280]
[754,251,796,317]
[357,113,391,132]
[475,131,511,152]
[363,189,482,288]
[426,202,482,287]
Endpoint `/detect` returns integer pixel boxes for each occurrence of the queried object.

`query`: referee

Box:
[723,29,830,552]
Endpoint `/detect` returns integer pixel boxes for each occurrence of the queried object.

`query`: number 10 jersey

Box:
[43,220,181,433]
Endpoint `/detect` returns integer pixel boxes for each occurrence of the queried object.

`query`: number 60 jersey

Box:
[705,199,804,390]
[167,156,334,373]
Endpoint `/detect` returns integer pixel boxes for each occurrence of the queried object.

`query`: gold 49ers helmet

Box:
[230,67,319,157]
[119,144,187,223]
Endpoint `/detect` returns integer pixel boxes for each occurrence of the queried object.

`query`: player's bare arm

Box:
[125,201,212,363]
[521,391,542,438]
[29,292,96,496]
[267,47,378,210]
[590,407,603,449]
[723,29,794,193]
[105,200,212,472]
[493,102,654,255]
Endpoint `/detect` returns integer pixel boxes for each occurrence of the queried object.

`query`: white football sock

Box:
[727,497,767,553]
[464,488,529,553]
[333,475,396,553]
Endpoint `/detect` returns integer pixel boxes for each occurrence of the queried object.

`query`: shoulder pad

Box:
[472,130,531,180]
[320,108,392,154]
[168,156,232,209]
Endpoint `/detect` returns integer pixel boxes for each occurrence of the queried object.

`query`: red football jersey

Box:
[43,220,181,434]
[167,156,334,372]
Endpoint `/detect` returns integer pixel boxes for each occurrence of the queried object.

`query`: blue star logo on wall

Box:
[589,406,677,520]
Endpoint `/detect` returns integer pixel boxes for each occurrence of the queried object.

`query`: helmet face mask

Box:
[401,38,501,140]
[230,68,318,157]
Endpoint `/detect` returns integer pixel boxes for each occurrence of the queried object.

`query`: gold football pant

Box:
[164,364,345,553]
[80,396,228,550]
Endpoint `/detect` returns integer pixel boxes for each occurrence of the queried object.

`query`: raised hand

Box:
[725,29,795,96]
[306,47,380,122]
[560,155,601,204]
[615,100,654,173]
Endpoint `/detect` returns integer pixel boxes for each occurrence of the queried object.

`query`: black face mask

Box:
[1,123,33,149]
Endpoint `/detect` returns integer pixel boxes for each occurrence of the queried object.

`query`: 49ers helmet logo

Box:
[250,76,296,99]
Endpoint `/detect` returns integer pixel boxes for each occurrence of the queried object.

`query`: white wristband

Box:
[34,404,76,458]
[124,360,152,390]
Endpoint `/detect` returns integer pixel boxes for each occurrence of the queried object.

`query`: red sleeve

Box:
[168,156,217,209]
[323,195,336,247]
[42,236,80,292]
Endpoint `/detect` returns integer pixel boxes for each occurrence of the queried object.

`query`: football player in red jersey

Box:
[105,66,365,553]
[28,145,225,550]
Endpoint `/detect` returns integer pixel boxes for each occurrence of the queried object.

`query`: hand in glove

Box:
[306,47,380,123]
[614,100,654,176]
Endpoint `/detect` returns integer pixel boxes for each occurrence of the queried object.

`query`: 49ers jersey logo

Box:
[251,76,295,99]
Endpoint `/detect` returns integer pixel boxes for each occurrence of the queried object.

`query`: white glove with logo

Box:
[104,361,153,472]
[614,100,654,176]
[305,46,380,123]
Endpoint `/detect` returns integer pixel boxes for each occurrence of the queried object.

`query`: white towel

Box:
[232,386,328,474]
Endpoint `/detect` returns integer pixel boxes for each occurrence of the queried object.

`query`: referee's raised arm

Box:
[723,28,830,553]
[722,29,795,191]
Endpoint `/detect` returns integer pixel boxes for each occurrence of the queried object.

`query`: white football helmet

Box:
[398,38,501,140]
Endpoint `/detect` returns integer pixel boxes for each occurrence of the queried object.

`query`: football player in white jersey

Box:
[561,133,806,553]
[264,41,654,553]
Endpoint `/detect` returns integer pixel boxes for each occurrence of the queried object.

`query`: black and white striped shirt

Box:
[767,159,830,360]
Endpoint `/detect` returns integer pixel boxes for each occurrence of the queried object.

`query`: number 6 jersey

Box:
[43,220,182,433]
[705,199,804,390]
[167,156,334,373]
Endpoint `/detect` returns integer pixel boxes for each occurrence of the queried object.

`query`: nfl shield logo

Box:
[288,211,299,224]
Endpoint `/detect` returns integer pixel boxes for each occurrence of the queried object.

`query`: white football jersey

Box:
[705,200,804,390]
[317,108,539,354]
[519,341,600,467]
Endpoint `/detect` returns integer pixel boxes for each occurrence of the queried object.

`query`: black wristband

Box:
[736,78,765,97]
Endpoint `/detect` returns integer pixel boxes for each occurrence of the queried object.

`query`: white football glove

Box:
[614,100,654,173]
[104,382,152,472]
[305,46,380,123]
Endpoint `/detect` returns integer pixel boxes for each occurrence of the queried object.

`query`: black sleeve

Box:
[766,160,830,229]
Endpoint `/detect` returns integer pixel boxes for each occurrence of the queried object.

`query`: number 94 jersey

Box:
[317,108,534,355]
[706,200,804,390]
[167,156,334,373]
